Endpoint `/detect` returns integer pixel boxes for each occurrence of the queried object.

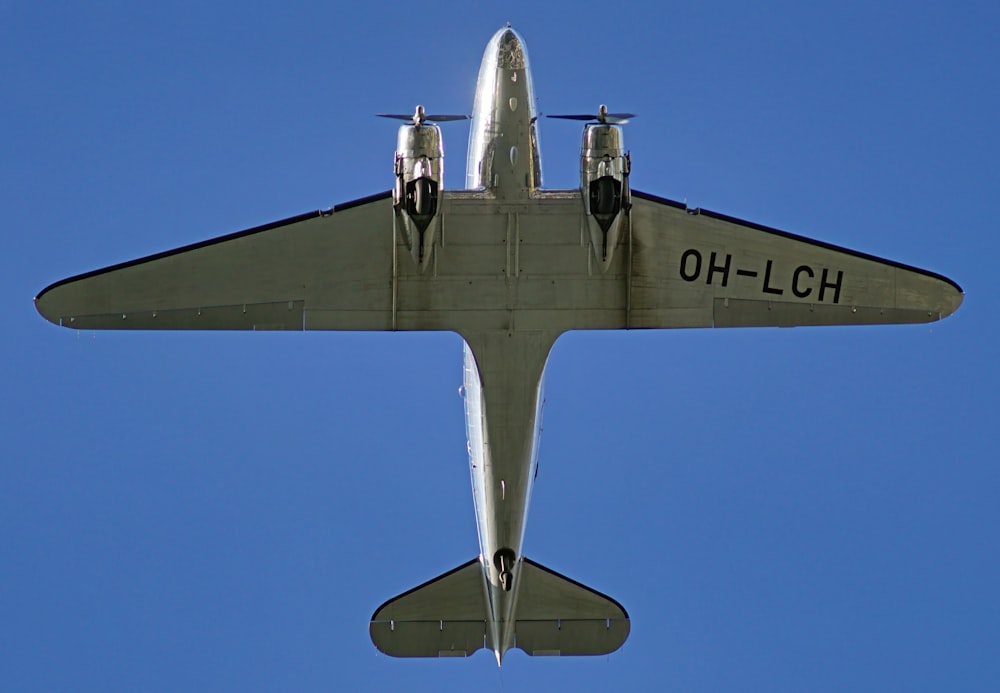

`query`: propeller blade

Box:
[377,106,469,125]
[376,114,418,122]
[546,105,636,125]
[546,114,597,121]
[425,114,470,122]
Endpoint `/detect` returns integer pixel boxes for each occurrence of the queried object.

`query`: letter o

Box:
[680,249,702,282]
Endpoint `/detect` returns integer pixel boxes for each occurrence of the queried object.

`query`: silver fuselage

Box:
[462,27,546,663]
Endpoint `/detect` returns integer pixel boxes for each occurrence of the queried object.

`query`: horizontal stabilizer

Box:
[513,558,630,656]
[369,558,488,658]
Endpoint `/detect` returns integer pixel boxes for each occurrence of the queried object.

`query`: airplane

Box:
[35,25,962,664]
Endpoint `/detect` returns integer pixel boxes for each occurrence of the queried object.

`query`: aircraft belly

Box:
[388,194,629,334]
[463,332,551,563]
[463,329,552,654]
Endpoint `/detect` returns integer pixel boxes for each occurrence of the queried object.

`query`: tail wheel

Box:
[493,547,516,592]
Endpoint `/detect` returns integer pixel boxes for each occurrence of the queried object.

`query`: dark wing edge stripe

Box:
[35,190,393,302]
[630,189,963,293]
[522,557,630,619]
[369,558,482,621]
[332,189,393,212]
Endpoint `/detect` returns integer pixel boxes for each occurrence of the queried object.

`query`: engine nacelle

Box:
[393,123,444,267]
[580,124,630,269]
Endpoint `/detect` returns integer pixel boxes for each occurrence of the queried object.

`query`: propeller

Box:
[546,104,635,125]
[377,105,469,126]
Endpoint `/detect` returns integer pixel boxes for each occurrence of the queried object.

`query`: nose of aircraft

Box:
[493,25,527,70]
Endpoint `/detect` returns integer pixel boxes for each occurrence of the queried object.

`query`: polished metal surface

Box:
[466,27,541,195]
[392,122,444,266]
[580,123,630,269]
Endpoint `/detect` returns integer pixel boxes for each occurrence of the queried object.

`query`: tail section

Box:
[369,558,488,658]
[369,556,629,660]
[513,558,630,657]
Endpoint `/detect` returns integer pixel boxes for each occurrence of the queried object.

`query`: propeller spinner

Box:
[546,104,635,125]
[377,105,469,127]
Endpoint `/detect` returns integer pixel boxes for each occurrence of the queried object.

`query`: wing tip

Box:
[35,277,65,307]
[34,291,65,328]
[938,284,964,321]
[923,272,964,322]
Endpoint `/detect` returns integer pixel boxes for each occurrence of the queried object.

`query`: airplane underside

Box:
[34,26,962,665]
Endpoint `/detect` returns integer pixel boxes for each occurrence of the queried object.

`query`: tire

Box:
[594,177,617,216]
[414,178,431,216]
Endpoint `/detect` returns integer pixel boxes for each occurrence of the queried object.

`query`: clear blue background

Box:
[3,2,997,690]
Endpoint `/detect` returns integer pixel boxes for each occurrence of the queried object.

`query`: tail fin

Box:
[369,558,488,658]
[369,557,629,659]
[514,558,630,656]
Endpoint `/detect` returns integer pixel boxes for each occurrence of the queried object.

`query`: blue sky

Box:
[3,2,998,690]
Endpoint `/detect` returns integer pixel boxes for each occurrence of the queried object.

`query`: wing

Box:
[627,190,963,328]
[33,189,605,335]
[36,188,962,334]
[35,192,395,331]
